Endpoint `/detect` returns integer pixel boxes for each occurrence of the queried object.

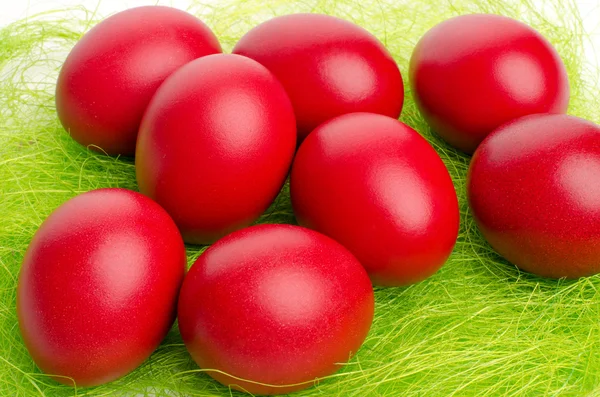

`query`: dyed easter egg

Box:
[468,114,600,278]
[178,224,374,395]
[291,113,459,286]
[136,54,296,245]
[56,6,221,156]
[17,188,186,386]
[410,14,569,153]
[233,13,404,142]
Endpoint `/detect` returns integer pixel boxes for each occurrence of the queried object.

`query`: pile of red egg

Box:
[16,5,600,394]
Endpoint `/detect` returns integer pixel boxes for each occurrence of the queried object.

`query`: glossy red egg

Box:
[136,54,296,245]
[409,14,569,154]
[468,114,600,278]
[178,224,374,395]
[56,6,221,156]
[291,113,459,286]
[17,188,186,387]
[233,13,404,142]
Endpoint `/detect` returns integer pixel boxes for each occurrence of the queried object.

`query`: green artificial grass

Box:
[1,0,600,395]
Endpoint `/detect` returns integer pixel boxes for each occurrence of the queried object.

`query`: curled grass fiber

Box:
[1,0,600,396]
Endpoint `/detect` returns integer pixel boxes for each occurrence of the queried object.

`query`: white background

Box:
[0,0,599,66]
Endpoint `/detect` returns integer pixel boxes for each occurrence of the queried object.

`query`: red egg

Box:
[291,113,459,286]
[468,114,600,278]
[17,188,186,387]
[177,224,374,395]
[136,54,296,245]
[409,14,569,154]
[56,6,221,156]
[233,13,404,142]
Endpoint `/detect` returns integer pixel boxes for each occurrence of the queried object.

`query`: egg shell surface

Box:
[291,112,459,286]
[468,114,600,278]
[233,13,404,142]
[177,224,374,395]
[136,54,297,245]
[17,188,187,387]
[409,13,569,154]
[55,6,222,156]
